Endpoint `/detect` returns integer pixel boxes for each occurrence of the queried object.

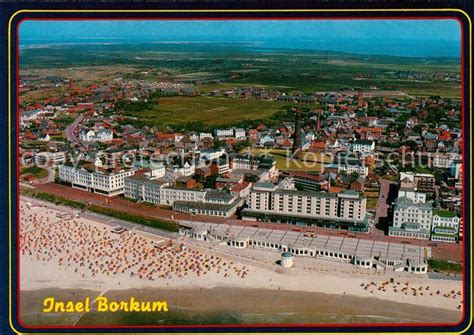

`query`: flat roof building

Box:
[242,183,368,232]
[180,221,430,274]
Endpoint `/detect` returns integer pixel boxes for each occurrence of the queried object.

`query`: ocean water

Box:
[19,37,460,59]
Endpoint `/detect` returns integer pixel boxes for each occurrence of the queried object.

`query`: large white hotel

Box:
[123,170,244,218]
[58,163,135,197]
[241,183,369,232]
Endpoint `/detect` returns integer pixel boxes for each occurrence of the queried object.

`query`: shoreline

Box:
[19,198,464,326]
[20,287,462,326]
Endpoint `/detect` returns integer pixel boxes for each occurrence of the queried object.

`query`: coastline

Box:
[20,287,462,326]
[19,199,463,326]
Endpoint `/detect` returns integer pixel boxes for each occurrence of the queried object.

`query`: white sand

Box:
[20,200,463,312]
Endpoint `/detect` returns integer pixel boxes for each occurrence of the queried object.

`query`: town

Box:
[19,66,463,276]
[16,15,468,327]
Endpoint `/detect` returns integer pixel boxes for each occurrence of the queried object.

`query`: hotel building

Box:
[59,163,135,196]
[124,176,244,217]
[389,197,433,239]
[431,210,460,243]
[124,168,169,204]
[241,183,368,232]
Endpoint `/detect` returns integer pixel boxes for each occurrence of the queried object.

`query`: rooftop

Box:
[181,221,431,263]
[395,196,433,210]
[434,210,458,218]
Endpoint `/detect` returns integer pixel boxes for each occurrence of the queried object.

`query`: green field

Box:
[122,96,296,128]
[20,165,48,179]
[248,149,331,172]
[21,43,461,99]
[364,191,380,198]
[366,197,379,209]
[428,259,463,273]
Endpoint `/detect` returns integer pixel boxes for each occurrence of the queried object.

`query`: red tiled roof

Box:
[329,186,344,193]
[311,141,326,149]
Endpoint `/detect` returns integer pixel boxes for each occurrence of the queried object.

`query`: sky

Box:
[19,19,461,58]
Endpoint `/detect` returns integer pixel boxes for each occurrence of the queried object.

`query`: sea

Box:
[19,37,461,59]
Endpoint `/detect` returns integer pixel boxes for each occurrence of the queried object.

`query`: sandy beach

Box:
[19,198,464,325]
[20,287,463,326]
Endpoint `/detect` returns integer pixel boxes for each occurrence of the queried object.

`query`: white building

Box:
[172,189,244,218]
[181,220,429,274]
[199,148,226,163]
[242,183,368,232]
[215,128,234,139]
[148,163,166,179]
[20,109,57,123]
[79,129,95,142]
[199,132,213,140]
[399,172,435,193]
[59,163,134,196]
[124,170,169,204]
[452,161,462,179]
[172,162,195,177]
[230,154,278,181]
[398,179,427,204]
[96,129,113,142]
[79,128,113,142]
[211,158,230,175]
[188,133,199,142]
[431,211,460,243]
[280,252,293,268]
[351,140,375,154]
[325,162,369,177]
[152,186,243,217]
[233,128,246,140]
[231,154,258,170]
[259,134,275,147]
[35,151,66,167]
[159,186,206,205]
[398,188,427,204]
[432,153,461,169]
[389,197,432,239]
[38,134,51,142]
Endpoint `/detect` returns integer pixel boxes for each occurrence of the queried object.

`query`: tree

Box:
[192,173,204,184]
[350,172,360,183]
[245,175,260,183]
[204,174,219,189]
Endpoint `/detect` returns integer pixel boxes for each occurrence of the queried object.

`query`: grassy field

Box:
[123,96,295,128]
[363,186,380,210]
[20,43,461,99]
[20,165,48,180]
[248,148,331,172]
[428,259,463,273]
[366,197,379,209]
[364,191,380,198]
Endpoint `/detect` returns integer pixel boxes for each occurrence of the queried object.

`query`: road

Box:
[34,182,227,224]
[374,178,397,233]
[64,112,85,144]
